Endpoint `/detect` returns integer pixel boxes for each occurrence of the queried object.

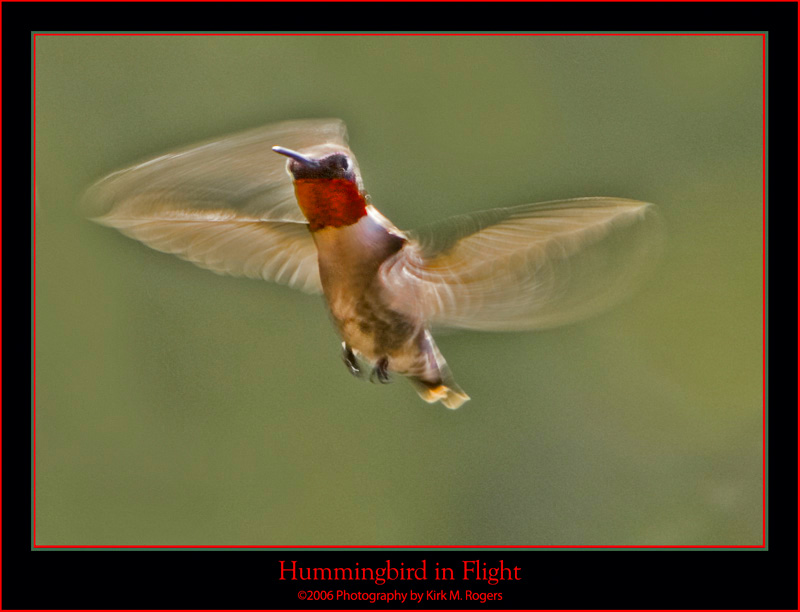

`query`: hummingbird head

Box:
[271,145,368,231]
[272,146,357,184]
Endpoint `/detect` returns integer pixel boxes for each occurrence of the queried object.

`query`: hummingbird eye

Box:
[327,154,350,171]
[314,153,355,182]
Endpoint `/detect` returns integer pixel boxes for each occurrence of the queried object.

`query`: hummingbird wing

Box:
[381,198,662,331]
[83,118,360,294]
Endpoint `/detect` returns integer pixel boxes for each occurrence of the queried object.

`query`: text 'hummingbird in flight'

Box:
[85,119,661,409]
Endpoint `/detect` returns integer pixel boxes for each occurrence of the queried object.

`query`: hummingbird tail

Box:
[408,378,470,410]
[405,330,470,409]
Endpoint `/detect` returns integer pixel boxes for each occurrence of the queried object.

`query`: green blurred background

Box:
[34,35,763,546]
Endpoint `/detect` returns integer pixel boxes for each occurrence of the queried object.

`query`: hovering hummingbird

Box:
[85,118,660,409]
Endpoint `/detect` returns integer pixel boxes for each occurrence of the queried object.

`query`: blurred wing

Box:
[83,118,360,293]
[381,197,663,331]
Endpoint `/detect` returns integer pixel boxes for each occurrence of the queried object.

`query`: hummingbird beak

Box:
[272,146,319,168]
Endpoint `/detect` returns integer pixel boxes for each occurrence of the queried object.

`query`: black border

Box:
[12,2,797,610]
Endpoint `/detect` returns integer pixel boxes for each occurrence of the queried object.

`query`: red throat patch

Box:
[293,178,368,232]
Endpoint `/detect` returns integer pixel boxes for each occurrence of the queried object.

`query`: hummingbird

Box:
[85,118,660,409]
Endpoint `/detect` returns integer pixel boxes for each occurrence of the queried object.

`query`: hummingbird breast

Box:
[312,214,422,367]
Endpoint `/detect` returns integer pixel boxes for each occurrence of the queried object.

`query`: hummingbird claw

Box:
[342,343,362,377]
[370,357,392,384]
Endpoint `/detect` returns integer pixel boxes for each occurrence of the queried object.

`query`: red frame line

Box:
[31,31,768,551]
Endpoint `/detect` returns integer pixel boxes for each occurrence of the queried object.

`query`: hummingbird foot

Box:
[341,343,363,378]
[369,357,392,384]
